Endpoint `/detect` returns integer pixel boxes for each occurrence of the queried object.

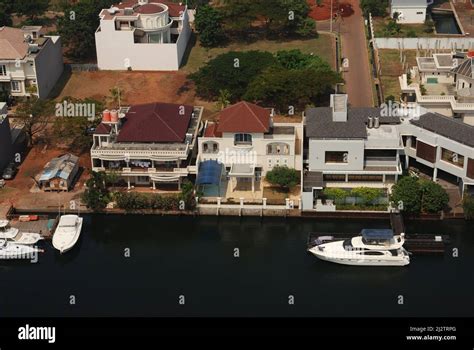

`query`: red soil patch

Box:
[308,0,354,21]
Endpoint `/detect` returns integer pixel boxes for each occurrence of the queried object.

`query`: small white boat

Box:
[308,229,410,266]
[52,215,83,254]
[0,220,43,245]
[0,238,42,260]
[0,220,19,239]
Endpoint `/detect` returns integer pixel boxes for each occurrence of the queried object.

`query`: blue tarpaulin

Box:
[361,229,394,240]
[196,160,223,186]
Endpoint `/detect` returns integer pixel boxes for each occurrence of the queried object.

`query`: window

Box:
[410,136,417,149]
[203,142,218,153]
[267,143,289,155]
[441,148,464,167]
[0,65,6,76]
[234,133,252,145]
[11,81,21,92]
[323,174,345,182]
[416,12,423,15]
[325,151,348,163]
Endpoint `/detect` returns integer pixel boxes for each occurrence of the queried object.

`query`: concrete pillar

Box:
[101,159,104,167]
[345,174,349,182]
[395,173,399,182]
[405,154,409,169]
[127,177,131,190]
[262,198,267,208]
[152,181,156,190]
[240,198,244,207]
[433,167,438,181]
[252,176,255,192]
[217,197,221,207]
[178,177,181,190]
[383,174,386,183]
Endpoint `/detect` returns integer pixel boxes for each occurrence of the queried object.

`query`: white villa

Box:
[391,0,428,24]
[301,94,474,211]
[0,26,63,99]
[196,101,303,197]
[400,52,474,125]
[90,102,203,189]
[95,0,191,71]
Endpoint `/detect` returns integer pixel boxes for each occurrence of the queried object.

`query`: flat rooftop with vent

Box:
[95,0,192,71]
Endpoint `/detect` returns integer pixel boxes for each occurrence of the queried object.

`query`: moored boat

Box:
[308,229,410,266]
[0,238,42,260]
[52,215,83,254]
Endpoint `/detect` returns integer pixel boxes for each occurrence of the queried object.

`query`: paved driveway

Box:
[317,0,374,107]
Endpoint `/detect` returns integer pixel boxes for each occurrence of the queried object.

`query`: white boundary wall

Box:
[373,37,474,50]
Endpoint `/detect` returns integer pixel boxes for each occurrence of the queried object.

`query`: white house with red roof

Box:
[196,101,303,195]
[95,0,191,71]
[90,102,203,189]
[0,26,63,99]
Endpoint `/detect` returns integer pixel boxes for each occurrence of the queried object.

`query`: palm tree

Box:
[217,89,231,110]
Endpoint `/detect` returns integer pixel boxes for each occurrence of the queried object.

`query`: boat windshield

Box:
[343,239,353,250]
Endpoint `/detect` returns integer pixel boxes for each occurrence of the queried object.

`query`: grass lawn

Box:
[378,49,418,100]
[372,17,436,38]
[181,33,335,74]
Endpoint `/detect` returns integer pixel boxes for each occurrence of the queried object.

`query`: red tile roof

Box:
[94,123,112,134]
[135,3,166,14]
[114,1,185,17]
[204,122,222,137]
[216,101,270,133]
[117,102,193,143]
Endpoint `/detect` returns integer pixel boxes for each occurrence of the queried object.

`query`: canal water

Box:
[0,215,472,317]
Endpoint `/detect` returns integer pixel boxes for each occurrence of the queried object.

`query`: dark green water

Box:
[0,215,472,317]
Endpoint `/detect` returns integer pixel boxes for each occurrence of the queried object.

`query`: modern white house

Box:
[196,101,303,196]
[95,0,191,71]
[90,102,203,189]
[400,52,474,125]
[301,94,403,211]
[0,26,63,99]
[301,94,474,211]
[391,0,428,24]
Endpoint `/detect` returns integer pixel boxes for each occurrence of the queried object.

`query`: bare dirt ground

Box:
[0,145,91,212]
[57,70,218,119]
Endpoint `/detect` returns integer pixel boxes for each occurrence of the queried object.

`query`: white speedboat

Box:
[0,238,42,260]
[52,215,83,253]
[308,229,410,266]
[0,220,43,245]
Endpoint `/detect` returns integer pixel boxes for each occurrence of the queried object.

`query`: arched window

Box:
[234,134,252,145]
[267,143,289,155]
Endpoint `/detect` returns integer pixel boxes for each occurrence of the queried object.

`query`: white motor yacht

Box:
[52,215,83,254]
[0,220,43,245]
[0,238,42,260]
[308,229,410,266]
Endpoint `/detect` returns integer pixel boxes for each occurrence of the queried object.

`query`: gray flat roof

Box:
[410,113,474,148]
[392,0,427,7]
[305,107,400,139]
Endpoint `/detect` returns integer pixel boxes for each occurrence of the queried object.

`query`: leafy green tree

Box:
[14,0,49,22]
[81,171,110,211]
[58,0,116,60]
[462,194,474,220]
[216,89,231,110]
[195,5,226,47]
[323,188,347,204]
[244,64,341,112]
[420,180,449,213]
[390,176,422,214]
[351,187,382,205]
[265,166,299,191]
[360,0,388,17]
[190,50,276,101]
[15,97,55,145]
[0,0,14,26]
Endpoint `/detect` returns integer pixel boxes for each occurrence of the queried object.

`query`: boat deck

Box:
[9,216,58,239]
